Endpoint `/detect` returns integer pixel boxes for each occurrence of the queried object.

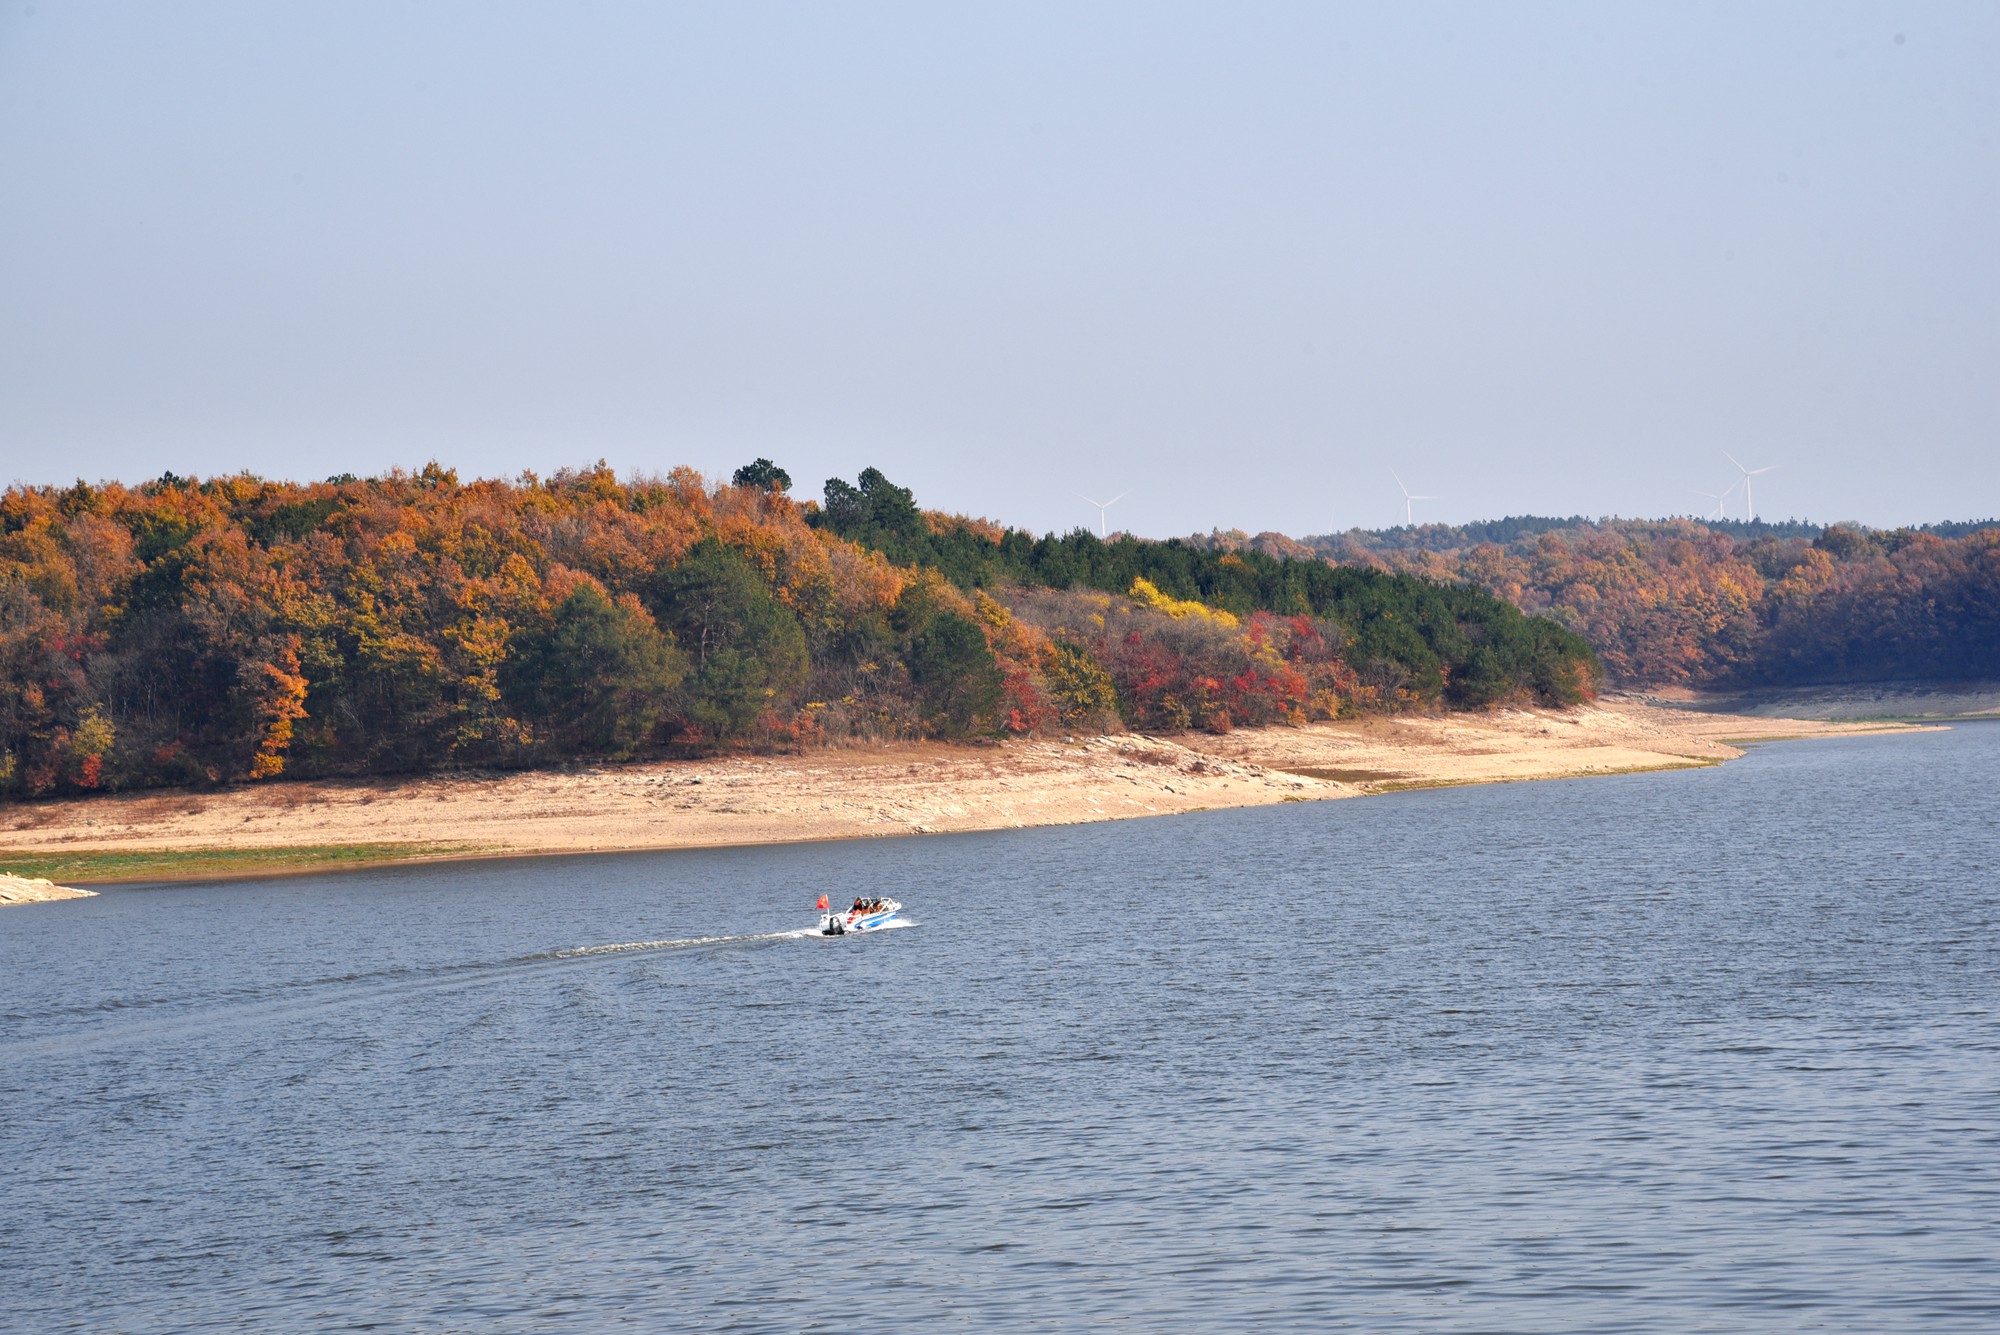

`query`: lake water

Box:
[4,724,1998,1332]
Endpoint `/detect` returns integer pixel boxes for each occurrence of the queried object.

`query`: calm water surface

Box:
[4,724,1998,1332]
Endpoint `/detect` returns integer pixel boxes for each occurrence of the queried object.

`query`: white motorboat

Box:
[818,896,902,936]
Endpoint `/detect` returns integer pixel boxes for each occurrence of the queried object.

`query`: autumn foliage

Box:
[0,464,1599,797]
[1212,517,2000,689]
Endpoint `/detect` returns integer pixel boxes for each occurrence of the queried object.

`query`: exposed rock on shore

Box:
[0,873,97,906]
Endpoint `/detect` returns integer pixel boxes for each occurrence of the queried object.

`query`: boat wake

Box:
[555,917,916,958]
[550,928,819,958]
[5,917,918,1054]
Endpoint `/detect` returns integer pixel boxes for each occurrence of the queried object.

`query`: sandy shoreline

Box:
[0,695,1936,889]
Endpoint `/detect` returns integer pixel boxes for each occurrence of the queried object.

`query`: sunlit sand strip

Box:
[4,697,1937,885]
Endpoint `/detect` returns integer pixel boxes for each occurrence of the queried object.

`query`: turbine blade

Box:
[1392,470,1411,498]
[1073,491,1105,507]
[1721,450,1748,474]
[1104,491,1130,508]
[1749,466,1776,475]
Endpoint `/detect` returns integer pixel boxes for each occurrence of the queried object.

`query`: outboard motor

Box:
[822,912,845,936]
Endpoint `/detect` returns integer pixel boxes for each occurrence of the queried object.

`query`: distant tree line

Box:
[0,462,1599,797]
[1204,516,2000,687]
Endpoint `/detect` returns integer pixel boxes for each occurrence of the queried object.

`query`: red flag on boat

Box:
[815,894,829,910]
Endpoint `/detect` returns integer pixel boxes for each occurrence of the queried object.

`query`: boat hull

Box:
[817,899,902,935]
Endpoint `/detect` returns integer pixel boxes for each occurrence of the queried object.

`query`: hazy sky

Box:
[2,2,1994,536]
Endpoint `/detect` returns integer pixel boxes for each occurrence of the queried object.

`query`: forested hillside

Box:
[1200,518,2000,687]
[0,464,1596,797]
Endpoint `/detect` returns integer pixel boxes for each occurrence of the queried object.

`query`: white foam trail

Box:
[553,928,816,958]
[556,917,916,958]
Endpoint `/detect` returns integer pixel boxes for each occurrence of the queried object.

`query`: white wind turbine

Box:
[1722,451,1777,522]
[1074,490,1129,538]
[1392,471,1439,527]
[1693,478,1740,522]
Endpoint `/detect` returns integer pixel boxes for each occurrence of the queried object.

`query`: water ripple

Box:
[2,725,1997,1330]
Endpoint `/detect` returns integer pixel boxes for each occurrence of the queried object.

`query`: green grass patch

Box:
[1717,733,1814,744]
[0,842,491,885]
[1718,723,1933,741]
[1368,759,1720,794]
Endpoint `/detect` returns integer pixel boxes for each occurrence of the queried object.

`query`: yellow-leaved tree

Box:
[1128,577,1239,629]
